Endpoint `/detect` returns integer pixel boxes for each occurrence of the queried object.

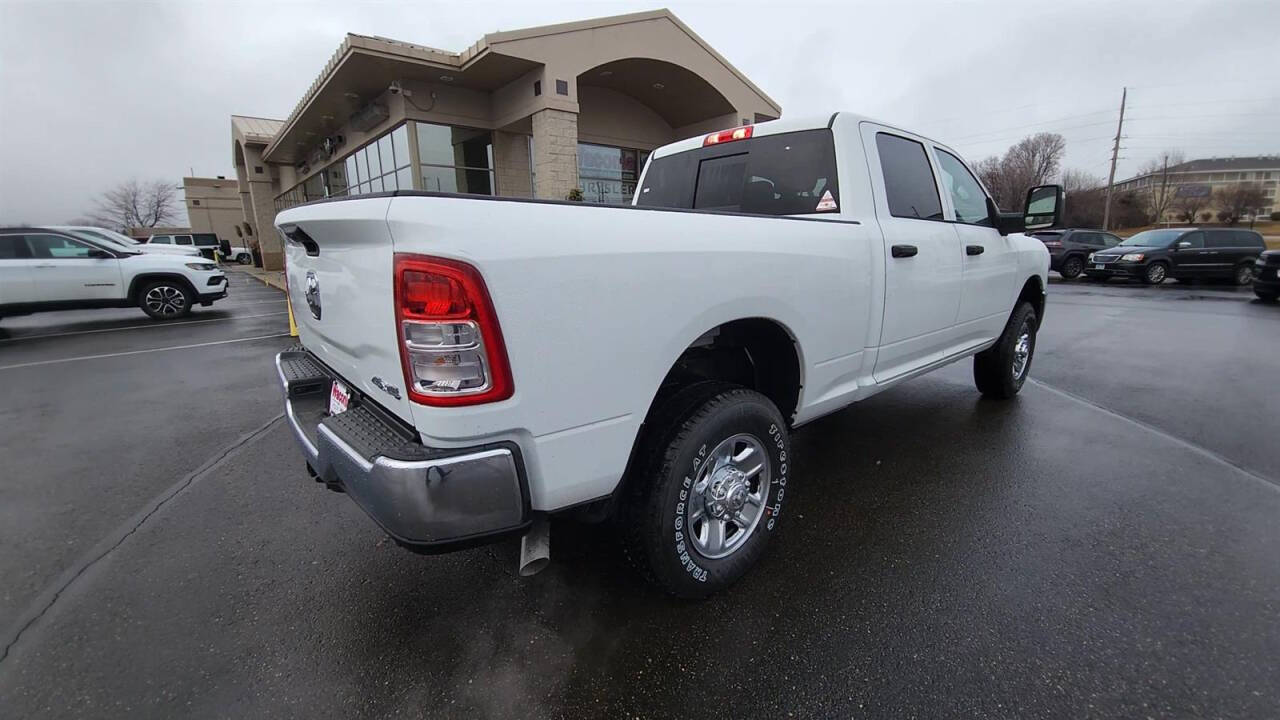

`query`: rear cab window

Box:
[175,235,194,246]
[636,129,840,216]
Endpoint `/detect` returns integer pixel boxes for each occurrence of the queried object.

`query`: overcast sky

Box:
[2,0,1277,224]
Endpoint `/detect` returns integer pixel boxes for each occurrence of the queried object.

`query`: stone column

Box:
[492,130,533,198]
[531,108,579,201]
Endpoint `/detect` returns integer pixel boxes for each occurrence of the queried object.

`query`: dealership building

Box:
[228,9,780,269]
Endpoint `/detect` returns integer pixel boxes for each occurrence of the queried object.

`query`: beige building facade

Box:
[1116,156,1279,222]
[229,10,780,270]
[182,176,244,244]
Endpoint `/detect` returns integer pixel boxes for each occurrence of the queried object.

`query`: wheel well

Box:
[652,318,802,424]
[127,273,196,302]
[1017,276,1046,328]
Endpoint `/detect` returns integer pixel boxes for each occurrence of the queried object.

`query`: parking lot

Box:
[1,272,1277,718]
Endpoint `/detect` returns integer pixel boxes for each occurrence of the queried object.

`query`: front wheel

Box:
[621,383,790,599]
[1059,255,1084,279]
[139,280,193,319]
[1234,264,1254,286]
[1142,262,1168,285]
[974,302,1037,399]
[238,254,253,265]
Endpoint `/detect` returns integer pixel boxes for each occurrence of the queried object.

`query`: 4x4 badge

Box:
[371,376,401,400]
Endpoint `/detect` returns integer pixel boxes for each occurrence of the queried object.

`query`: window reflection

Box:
[578,143,647,204]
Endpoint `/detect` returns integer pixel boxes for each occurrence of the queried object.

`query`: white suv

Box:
[0,227,229,321]
[54,226,202,257]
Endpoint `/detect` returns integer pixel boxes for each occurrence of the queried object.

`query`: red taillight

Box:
[703,125,753,146]
[393,254,513,407]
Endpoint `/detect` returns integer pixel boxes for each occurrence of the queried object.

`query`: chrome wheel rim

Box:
[145,286,186,316]
[1236,266,1252,285]
[687,433,770,560]
[1011,324,1032,380]
[1148,264,1166,283]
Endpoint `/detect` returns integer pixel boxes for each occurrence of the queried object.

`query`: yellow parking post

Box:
[286,294,299,337]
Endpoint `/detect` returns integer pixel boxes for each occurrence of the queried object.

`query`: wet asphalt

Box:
[0,273,1277,718]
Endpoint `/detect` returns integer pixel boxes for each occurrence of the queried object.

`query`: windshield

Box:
[1118,230,1181,248]
[85,228,141,245]
[66,229,141,254]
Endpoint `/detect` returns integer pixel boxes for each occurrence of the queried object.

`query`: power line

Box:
[945,112,1117,143]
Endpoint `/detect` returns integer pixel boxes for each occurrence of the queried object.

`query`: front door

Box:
[26,233,123,302]
[1172,231,1211,275]
[862,125,964,381]
[932,146,1017,341]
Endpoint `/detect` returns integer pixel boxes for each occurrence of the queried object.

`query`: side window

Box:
[876,133,943,220]
[1239,231,1264,249]
[26,234,94,259]
[0,235,33,259]
[1103,233,1122,247]
[175,235,193,246]
[1073,232,1098,246]
[151,236,171,245]
[934,148,991,226]
[1180,232,1205,249]
[1205,230,1234,249]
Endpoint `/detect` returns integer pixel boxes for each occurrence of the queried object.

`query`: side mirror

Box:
[1024,184,1064,231]
[87,248,113,259]
[1176,241,1192,249]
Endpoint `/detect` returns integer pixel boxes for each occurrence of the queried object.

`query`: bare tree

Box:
[1213,183,1267,225]
[975,133,1067,210]
[1173,188,1209,225]
[1059,169,1106,227]
[1138,150,1185,224]
[91,179,180,232]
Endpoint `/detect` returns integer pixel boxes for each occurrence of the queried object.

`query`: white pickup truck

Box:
[274,113,1061,598]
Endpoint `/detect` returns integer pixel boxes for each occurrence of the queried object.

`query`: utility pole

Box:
[1102,86,1127,231]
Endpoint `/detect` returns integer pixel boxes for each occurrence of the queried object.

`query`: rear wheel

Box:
[238,254,253,265]
[139,279,193,319]
[974,302,1037,399]
[621,382,790,599]
[1059,255,1084,279]
[1142,262,1168,285]
[1234,264,1254,286]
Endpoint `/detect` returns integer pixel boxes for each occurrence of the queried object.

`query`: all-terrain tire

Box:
[974,302,1038,399]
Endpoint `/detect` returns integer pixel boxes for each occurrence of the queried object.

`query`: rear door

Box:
[932,146,1016,336]
[0,233,36,306]
[861,124,963,380]
[26,233,123,301]
[1205,230,1241,274]
[277,197,416,424]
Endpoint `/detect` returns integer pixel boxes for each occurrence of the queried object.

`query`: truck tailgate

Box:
[277,197,415,424]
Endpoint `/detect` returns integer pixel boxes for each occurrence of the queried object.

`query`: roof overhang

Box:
[263,36,538,163]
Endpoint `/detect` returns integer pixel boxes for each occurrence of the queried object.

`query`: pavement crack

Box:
[0,414,284,666]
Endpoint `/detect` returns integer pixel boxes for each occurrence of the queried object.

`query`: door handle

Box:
[966,245,985,256]
[891,244,918,258]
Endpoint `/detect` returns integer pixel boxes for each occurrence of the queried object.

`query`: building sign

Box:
[1175,184,1211,198]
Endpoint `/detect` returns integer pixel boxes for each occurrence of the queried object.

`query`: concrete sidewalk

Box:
[225,264,286,291]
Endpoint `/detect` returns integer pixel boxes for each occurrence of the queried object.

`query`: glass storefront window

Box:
[415,122,494,195]
[578,143,648,204]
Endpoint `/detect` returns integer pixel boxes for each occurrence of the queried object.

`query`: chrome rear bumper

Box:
[275,349,529,549]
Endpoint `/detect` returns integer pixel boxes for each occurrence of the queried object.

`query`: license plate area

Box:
[329,380,351,416]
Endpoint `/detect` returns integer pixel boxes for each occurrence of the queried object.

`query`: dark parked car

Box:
[1084,228,1265,285]
[1032,228,1121,279]
[1254,250,1280,301]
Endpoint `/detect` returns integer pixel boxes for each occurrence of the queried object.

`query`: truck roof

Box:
[650,111,955,160]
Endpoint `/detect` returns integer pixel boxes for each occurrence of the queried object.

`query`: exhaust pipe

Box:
[518,515,551,577]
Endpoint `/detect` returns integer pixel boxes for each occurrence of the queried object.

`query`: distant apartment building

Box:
[1115,156,1279,220]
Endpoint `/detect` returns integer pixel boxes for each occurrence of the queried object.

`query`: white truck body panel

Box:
[277,111,1049,513]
